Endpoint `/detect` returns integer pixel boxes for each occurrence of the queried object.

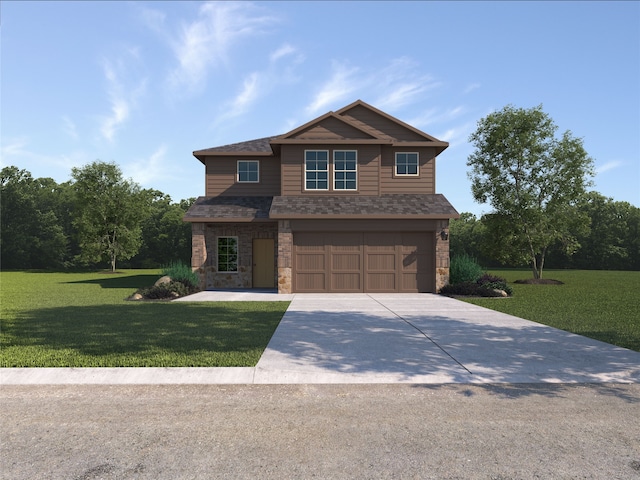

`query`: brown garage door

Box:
[293,232,434,293]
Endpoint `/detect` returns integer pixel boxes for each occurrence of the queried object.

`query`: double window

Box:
[237,160,259,183]
[305,151,329,190]
[217,237,238,273]
[395,152,419,176]
[305,150,357,191]
[333,151,357,190]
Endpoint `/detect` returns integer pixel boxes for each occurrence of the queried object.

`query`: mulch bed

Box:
[514,278,564,285]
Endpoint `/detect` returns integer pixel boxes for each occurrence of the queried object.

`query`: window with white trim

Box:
[237,160,259,183]
[333,150,357,190]
[395,152,419,176]
[217,236,238,272]
[305,150,329,190]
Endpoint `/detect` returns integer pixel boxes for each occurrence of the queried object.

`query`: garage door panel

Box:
[293,231,435,293]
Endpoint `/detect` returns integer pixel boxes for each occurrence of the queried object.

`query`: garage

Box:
[293,231,434,293]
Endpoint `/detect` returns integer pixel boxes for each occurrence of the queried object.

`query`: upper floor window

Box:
[217,236,238,273]
[305,150,329,190]
[334,151,357,190]
[237,160,259,183]
[395,152,419,176]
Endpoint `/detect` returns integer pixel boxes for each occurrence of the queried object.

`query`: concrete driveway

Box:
[255,293,640,384]
[2,293,639,385]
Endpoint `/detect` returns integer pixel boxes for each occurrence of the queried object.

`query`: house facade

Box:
[184,100,459,293]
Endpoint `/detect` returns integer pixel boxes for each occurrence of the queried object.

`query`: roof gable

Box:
[273,112,380,143]
[336,100,444,143]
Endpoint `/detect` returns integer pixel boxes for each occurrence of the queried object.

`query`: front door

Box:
[253,238,275,288]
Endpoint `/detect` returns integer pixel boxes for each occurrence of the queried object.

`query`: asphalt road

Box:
[2,384,639,479]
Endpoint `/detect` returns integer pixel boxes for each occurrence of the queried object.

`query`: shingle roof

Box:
[183,196,274,222]
[193,136,278,157]
[270,194,459,219]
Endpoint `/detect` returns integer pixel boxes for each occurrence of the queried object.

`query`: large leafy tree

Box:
[467,105,594,278]
[1,167,68,269]
[71,161,149,272]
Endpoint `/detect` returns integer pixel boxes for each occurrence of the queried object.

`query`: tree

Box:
[71,161,149,272]
[467,105,594,278]
[448,212,490,265]
[1,167,68,269]
[129,191,194,268]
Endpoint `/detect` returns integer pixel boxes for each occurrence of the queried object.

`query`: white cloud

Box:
[270,43,296,63]
[166,2,275,95]
[463,83,481,95]
[596,160,624,175]
[123,145,169,186]
[99,56,147,143]
[61,116,79,140]
[409,106,466,129]
[305,61,361,115]
[436,121,476,147]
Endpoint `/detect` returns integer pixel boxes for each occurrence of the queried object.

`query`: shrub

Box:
[136,281,190,300]
[450,254,484,284]
[162,261,200,290]
[440,281,505,297]
[476,273,513,296]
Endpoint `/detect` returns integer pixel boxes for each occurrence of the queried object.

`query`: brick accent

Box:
[277,220,293,293]
[435,219,450,291]
[194,222,278,290]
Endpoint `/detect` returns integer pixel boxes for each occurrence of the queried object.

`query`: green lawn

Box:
[0,271,289,367]
[463,270,640,352]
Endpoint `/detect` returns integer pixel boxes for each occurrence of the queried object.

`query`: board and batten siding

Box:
[205,157,281,196]
[280,144,381,196]
[380,146,435,194]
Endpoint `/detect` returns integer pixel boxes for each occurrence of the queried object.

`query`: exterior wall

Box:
[192,222,278,290]
[205,157,281,196]
[380,146,435,194]
[435,219,450,291]
[281,144,381,196]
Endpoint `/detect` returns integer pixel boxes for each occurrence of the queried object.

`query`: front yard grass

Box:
[463,270,640,352]
[0,271,289,367]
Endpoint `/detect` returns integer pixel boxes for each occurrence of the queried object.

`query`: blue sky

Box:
[2,1,638,215]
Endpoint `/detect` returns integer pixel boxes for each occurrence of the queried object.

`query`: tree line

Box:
[1,162,194,271]
[450,193,640,271]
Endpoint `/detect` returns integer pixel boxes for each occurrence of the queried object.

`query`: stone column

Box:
[435,219,450,292]
[191,223,207,289]
[277,220,292,294]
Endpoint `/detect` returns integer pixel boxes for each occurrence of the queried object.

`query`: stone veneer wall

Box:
[192,222,278,290]
[277,220,292,294]
[435,219,450,292]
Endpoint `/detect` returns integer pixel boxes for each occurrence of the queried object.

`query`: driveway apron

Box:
[254,293,640,384]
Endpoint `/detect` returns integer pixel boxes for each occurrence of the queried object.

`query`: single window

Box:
[237,160,259,183]
[395,152,419,176]
[305,150,329,190]
[334,151,357,190]
[217,236,238,273]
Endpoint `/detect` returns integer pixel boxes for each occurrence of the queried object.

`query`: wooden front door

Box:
[253,238,275,288]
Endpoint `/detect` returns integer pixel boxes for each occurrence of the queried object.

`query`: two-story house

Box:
[184,100,459,294]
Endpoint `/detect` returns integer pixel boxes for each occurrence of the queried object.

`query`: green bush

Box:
[162,261,200,290]
[450,254,484,284]
[136,281,190,300]
[440,281,506,297]
[476,273,513,296]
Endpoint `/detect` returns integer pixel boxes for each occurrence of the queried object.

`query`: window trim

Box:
[237,160,260,183]
[395,152,420,177]
[304,150,330,191]
[217,236,239,273]
[333,150,358,191]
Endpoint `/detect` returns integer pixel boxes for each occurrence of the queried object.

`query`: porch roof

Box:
[269,194,459,219]
[183,196,274,222]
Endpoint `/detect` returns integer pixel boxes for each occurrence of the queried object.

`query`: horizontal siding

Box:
[380,146,435,194]
[205,157,281,196]
[292,116,374,140]
[281,144,381,196]
[341,105,426,141]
